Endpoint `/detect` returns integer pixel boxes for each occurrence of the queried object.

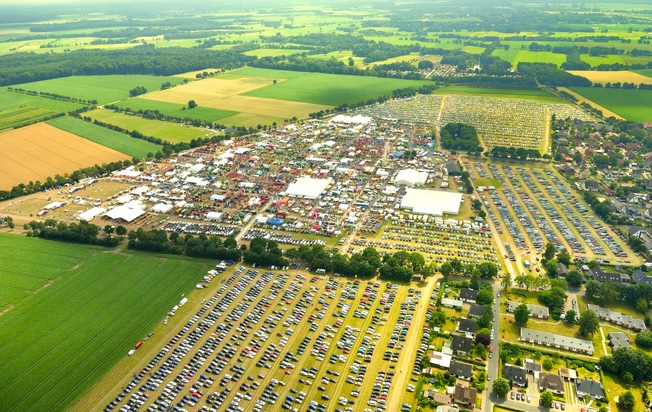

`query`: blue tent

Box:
[267,217,284,225]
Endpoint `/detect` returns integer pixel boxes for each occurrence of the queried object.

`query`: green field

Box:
[434,85,564,103]
[634,69,652,79]
[85,109,209,143]
[113,98,237,123]
[569,87,652,123]
[242,48,309,57]
[225,67,432,106]
[512,50,567,68]
[0,234,211,412]
[12,75,187,105]
[47,116,163,158]
[0,90,82,113]
[0,106,54,130]
[580,54,626,67]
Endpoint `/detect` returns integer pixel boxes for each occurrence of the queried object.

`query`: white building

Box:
[400,188,462,216]
[394,168,428,186]
[285,177,332,199]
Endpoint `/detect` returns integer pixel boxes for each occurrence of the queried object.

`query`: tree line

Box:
[24,219,119,247]
[127,228,243,261]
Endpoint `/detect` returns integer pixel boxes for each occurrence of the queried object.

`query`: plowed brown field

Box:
[0,123,129,189]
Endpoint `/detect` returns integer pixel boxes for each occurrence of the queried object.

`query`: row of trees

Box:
[127,228,243,261]
[24,219,119,247]
[585,278,652,315]
[488,146,542,160]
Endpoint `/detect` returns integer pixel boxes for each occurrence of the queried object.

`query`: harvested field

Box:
[141,77,331,120]
[0,123,129,190]
[567,70,652,86]
[173,68,221,79]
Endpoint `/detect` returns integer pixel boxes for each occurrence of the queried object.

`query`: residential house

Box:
[467,304,485,319]
[524,360,542,379]
[629,226,649,239]
[586,304,646,332]
[607,332,631,350]
[450,335,473,356]
[453,384,477,407]
[449,361,473,381]
[539,373,565,395]
[520,328,594,355]
[456,318,478,338]
[503,364,527,387]
[590,266,621,283]
[436,406,460,412]
[632,269,652,286]
[459,288,477,303]
[575,379,606,401]
[428,351,452,369]
[507,301,550,319]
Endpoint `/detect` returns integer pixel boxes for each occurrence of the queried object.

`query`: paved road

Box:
[484,281,502,412]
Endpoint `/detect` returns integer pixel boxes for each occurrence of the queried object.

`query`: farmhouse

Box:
[400,188,462,216]
[575,379,606,401]
[506,301,549,319]
[449,360,473,380]
[586,304,647,332]
[502,364,527,387]
[520,328,594,355]
[607,332,631,350]
[539,373,565,395]
[452,384,477,407]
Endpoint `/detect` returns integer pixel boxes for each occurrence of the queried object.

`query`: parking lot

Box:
[100,265,434,412]
[470,162,638,273]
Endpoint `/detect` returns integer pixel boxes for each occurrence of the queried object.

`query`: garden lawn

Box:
[11,75,186,105]
[569,87,652,123]
[0,245,211,412]
[224,67,433,106]
[47,116,163,159]
[113,98,237,123]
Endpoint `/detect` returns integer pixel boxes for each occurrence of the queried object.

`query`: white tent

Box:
[77,207,105,221]
[286,177,332,199]
[395,169,428,186]
[400,188,462,216]
[104,205,145,222]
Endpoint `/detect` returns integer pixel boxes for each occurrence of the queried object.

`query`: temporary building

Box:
[77,207,106,221]
[104,205,145,222]
[267,217,284,226]
[400,188,462,216]
[395,169,428,186]
[286,177,332,199]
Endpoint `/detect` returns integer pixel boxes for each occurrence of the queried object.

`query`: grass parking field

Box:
[47,116,163,159]
[569,87,652,123]
[85,109,210,144]
[83,266,437,412]
[11,75,186,105]
[0,244,212,412]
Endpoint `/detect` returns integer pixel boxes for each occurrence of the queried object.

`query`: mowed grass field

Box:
[569,87,652,123]
[232,67,433,106]
[0,237,212,412]
[47,116,163,159]
[11,75,187,105]
[0,123,129,190]
[85,109,209,144]
[113,97,237,122]
[433,85,564,103]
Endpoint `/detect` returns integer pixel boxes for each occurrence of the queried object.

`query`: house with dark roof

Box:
[459,288,477,303]
[453,384,477,407]
[468,304,485,319]
[590,266,621,283]
[607,332,631,350]
[539,373,565,395]
[449,360,473,380]
[575,379,606,401]
[524,360,542,376]
[456,318,477,337]
[450,335,473,356]
[584,181,599,192]
[633,269,652,286]
[503,364,527,387]
[446,162,462,176]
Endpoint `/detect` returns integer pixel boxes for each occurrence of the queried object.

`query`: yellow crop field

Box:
[568,70,652,85]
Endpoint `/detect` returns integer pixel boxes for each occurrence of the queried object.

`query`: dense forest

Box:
[440,123,482,153]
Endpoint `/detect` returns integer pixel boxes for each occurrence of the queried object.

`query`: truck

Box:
[523,260,531,269]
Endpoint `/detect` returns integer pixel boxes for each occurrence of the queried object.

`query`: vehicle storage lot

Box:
[103,266,434,412]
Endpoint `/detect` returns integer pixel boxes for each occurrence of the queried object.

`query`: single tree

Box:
[514,303,530,324]
[115,225,127,236]
[565,309,576,323]
[501,274,512,291]
[492,377,510,397]
[618,390,635,410]
[579,309,600,337]
[543,243,556,261]
[188,100,197,109]
[540,390,553,407]
[566,270,583,288]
